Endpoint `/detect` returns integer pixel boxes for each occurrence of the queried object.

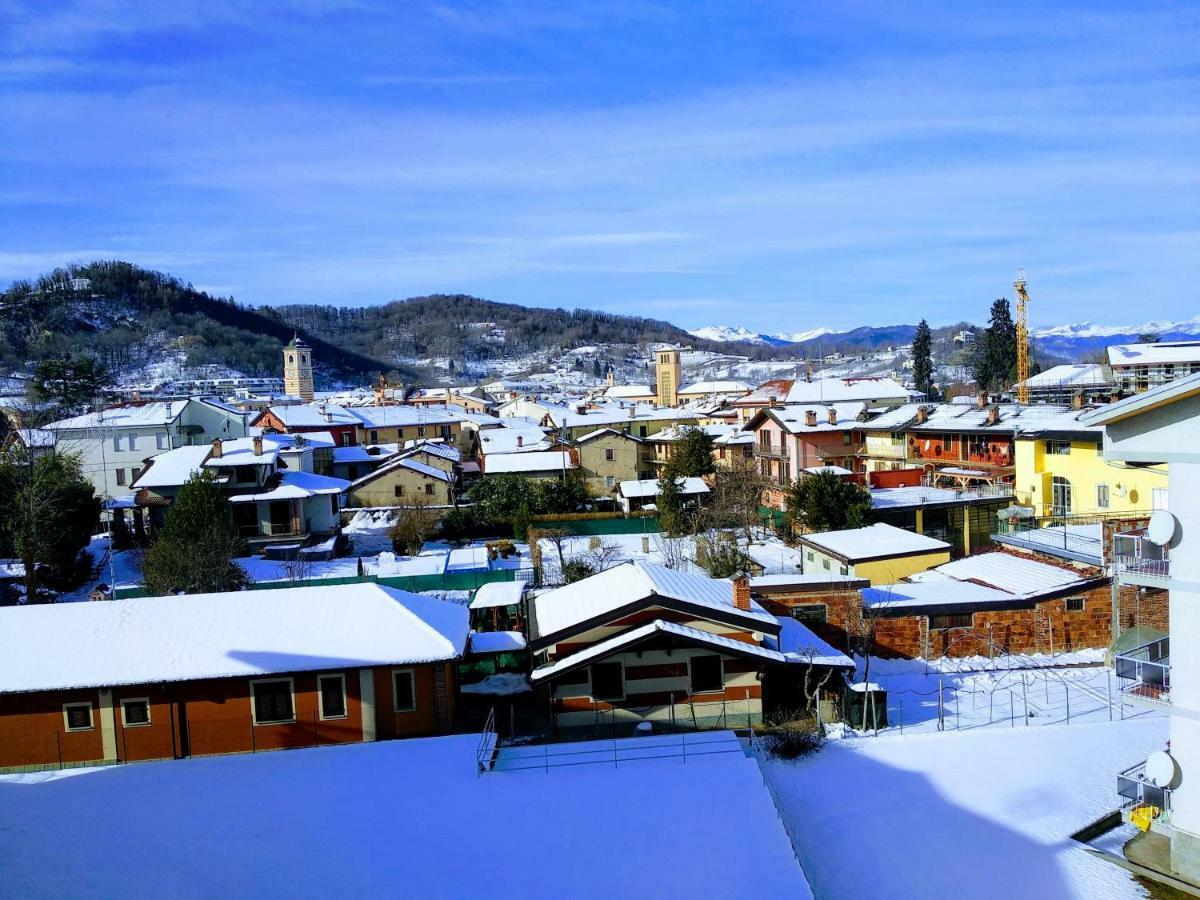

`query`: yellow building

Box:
[347,457,456,508]
[797,523,952,585]
[1013,430,1167,517]
[574,428,650,499]
[655,349,682,408]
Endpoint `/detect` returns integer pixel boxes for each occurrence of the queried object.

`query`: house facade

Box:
[573,428,650,499]
[0,583,468,771]
[347,456,457,508]
[745,403,867,507]
[797,523,952,585]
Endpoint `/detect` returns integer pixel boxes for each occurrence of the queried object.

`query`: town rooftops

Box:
[44,400,189,430]
[260,403,361,428]
[353,406,464,429]
[530,561,778,648]
[746,402,866,434]
[799,522,951,563]
[618,477,710,499]
[0,582,469,694]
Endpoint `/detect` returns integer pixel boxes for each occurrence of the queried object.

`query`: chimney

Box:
[768,395,777,407]
[628,405,636,418]
[253,436,264,456]
[804,409,818,427]
[976,392,988,409]
[516,435,524,448]
[827,407,837,425]
[732,575,751,611]
[324,409,333,423]
[211,439,223,459]
[986,406,1000,426]
[1073,392,1084,410]
[131,390,141,402]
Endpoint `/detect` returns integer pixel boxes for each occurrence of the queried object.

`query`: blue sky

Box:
[1,1,1197,332]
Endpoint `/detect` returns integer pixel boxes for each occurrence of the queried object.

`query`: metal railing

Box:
[476,707,497,776]
[1117,759,1172,820]
[482,731,745,774]
[1115,637,1170,704]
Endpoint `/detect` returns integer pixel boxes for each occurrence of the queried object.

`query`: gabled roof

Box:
[348,454,453,490]
[0,583,469,694]
[484,451,574,474]
[530,619,785,683]
[130,445,213,489]
[783,376,910,405]
[745,402,866,434]
[354,406,464,429]
[799,522,951,563]
[1107,341,1200,367]
[530,561,777,650]
[618,477,709,499]
[228,470,350,502]
[574,427,643,444]
[45,400,189,431]
[767,617,855,668]
[259,403,361,428]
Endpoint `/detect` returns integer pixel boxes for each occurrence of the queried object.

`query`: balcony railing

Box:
[1114,528,1170,583]
[1117,759,1172,822]
[756,443,788,459]
[1114,637,1170,705]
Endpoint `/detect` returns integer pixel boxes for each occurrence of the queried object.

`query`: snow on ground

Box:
[0,735,809,899]
[768,718,1168,899]
[849,653,1163,735]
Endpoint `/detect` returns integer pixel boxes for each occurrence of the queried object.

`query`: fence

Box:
[483,731,746,775]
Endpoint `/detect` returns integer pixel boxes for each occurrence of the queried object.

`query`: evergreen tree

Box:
[0,448,100,599]
[912,320,934,398]
[656,465,688,536]
[786,470,871,534]
[973,298,1018,392]
[31,356,110,413]
[669,427,716,478]
[142,472,248,595]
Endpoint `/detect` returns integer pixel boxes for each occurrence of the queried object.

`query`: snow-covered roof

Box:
[396,458,454,482]
[870,486,1002,509]
[470,580,527,609]
[618,477,709,499]
[229,470,349,502]
[0,582,469,694]
[804,465,852,475]
[926,551,1094,595]
[468,631,528,654]
[13,428,54,448]
[477,425,550,454]
[354,406,464,428]
[752,402,866,434]
[862,574,1016,610]
[603,384,655,399]
[262,403,361,427]
[531,619,784,682]
[1017,364,1113,390]
[799,523,951,562]
[1080,370,1200,426]
[403,440,462,462]
[204,437,281,467]
[767,617,855,668]
[648,423,730,442]
[750,573,867,590]
[574,427,642,444]
[784,377,910,405]
[45,400,188,431]
[532,561,776,642]
[484,451,575,474]
[678,380,752,395]
[713,428,755,445]
[1107,340,1200,367]
[906,402,1098,436]
[131,445,213,489]
[557,404,697,429]
[861,403,925,431]
[333,444,399,464]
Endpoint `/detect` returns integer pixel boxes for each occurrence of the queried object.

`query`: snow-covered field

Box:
[768,718,1168,899]
[0,735,809,899]
[852,653,1164,735]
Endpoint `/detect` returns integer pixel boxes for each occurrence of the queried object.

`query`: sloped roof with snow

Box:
[131,445,213,489]
[925,551,1094,595]
[477,425,550,454]
[1107,341,1200,367]
[45,400,188,431]
[602,384,655,399]
[678,380,752,395]
[228,470,350,502]
[484,451,574,474]
[767,617,855,667]
[0,583,469,694]
[470,580,527,610]
[262,403,361,427]
[354,406,465,428]
[784,377,910,405]
[396,458,454,482]
[557,404,698,429]
[751,402,866,434]
[618,477,709,499]
[1018,364,1113,389]
[532,561,776,643]
[799,523,951,562]
[403,440,462,462]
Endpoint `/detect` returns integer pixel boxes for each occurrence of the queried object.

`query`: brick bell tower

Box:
[283,335,314,402]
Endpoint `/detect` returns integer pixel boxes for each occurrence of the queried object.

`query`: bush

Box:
[755,716,824,760]
[562,558,596,584]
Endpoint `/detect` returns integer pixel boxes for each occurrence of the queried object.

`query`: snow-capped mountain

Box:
[1032,316,1200,339]
[688,324,832,346]
[771,327,834,344]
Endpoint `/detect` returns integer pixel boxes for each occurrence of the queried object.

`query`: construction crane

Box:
[1014,269,1030,405]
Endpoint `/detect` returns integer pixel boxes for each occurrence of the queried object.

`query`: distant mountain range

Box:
[692,316,1200,360]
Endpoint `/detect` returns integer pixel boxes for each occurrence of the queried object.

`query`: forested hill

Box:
[0,262,405,384]
[272,294,755,370]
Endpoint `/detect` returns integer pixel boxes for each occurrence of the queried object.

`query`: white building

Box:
[1107,341,1200,396]
[1082,373,1198,882]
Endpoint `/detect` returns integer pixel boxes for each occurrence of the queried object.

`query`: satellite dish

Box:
[1147,510,1178,547]
[1145,750,1180,789]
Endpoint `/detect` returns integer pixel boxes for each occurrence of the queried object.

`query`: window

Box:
[424,483,434,495]
[156,432,167,450]
[318,674,347,719]
[689,655,724,694]
[347,464,359,480]
[590,662,624,701]
[130,467,142,483]
[120,698,151,727]
[1065,596,1085,613]
[605,475,615,489]
[605,448,615,461]
[440,426,452,440]
[839,565,849,576]
[370,430,379,444]
[1051,476,1073,516]
[251,678,295,725]
[806,550,814,562]
[1046,440,1071,455]
[417,426,426,438]
[113,436,121,452]
[639,426,647,437]
[929,613,973,630]
[392,669,416,712]
[63,702,93,732]
[127,434,138,452]
[115,468,126,486]
[822,558,831,571]
[235,465,257,483]
[790,604,828,624]
[394,484,405,498]
[1096,483,1110,509]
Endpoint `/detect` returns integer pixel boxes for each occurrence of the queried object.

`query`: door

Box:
[1051,477,1072,517]
[175,700,191,759]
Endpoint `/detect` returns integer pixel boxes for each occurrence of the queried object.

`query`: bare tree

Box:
[540,527,572,573]
[583,540,622,573]
[703,460,773,542]
[653,532,690,570]
[280,554,314,585]
[848,587,893,731]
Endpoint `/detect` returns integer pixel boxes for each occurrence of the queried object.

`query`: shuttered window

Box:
[251,679,294,724]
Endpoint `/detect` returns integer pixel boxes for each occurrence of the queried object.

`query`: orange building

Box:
[0,583,468,771]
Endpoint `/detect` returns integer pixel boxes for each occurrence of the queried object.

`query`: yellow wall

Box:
[1013,437,1166,516]
[348,466,454,507]
[577,433,644,498]
[802,546,950,585]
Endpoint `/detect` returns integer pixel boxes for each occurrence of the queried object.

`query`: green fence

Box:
[113,568,526,601]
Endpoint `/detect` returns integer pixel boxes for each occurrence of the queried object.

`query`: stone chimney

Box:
[253,436,264,456]
[1073,392,1084,410]
[804,409,818,428]
[628,405,636,418]
[985,406,1000,426]
[211,439,223,459]
[516,435,524,448]
[977,392,988,409]
[915,406,929,424]
[732,575,751,611]
[827,407,838,425]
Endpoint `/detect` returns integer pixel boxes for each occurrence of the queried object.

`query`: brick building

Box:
[0,583,468,771]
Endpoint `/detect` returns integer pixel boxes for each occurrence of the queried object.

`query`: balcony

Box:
[1114,637,1170,706]
[756,442,788,460]
[1114,528,1170,586]
[1117,760,1172,827]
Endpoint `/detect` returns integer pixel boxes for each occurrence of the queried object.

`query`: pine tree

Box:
[669,427,716,478]
[142,472,249,595]
[973,298,1018,392]
[912,320,933,398]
